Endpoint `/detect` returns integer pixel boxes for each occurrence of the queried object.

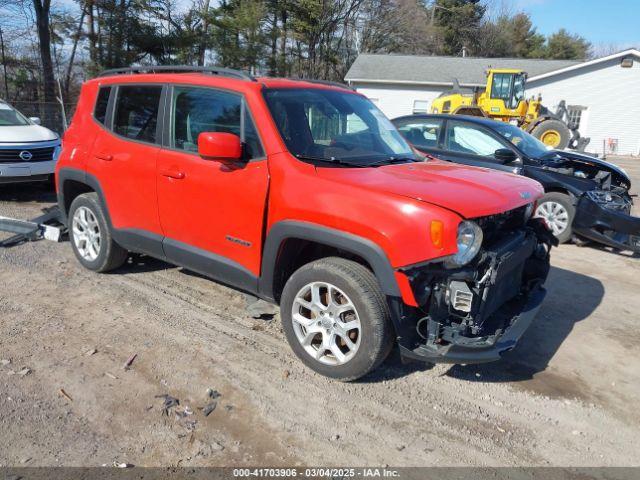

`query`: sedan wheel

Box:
[535,201,569,236]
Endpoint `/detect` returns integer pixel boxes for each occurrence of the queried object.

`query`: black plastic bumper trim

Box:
[573,196,640,252]
[399,286,546,364]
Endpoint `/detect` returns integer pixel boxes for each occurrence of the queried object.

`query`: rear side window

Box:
[113,85,163,143]
[172,86,264,159]
[94,86,111,125]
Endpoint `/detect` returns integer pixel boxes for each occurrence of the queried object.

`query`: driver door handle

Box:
[94,153,113,161]
[161,169,185,180]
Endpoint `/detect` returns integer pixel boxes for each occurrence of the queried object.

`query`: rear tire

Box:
[534,192,575,244]
[280,257,394,381]
[530,119,571,150]
[68,193,128,272]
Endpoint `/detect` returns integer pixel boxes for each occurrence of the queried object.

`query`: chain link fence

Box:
[8,100,77,136]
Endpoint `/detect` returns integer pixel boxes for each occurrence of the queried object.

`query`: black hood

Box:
[549,150,631,189]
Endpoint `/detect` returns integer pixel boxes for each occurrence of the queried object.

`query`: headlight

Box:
[447,221,483,267]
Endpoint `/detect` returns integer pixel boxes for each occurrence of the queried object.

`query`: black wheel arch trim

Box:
[57,167,104,225]
[258,220,401,301]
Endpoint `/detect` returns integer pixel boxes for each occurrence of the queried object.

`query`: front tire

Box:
[68,193,128,272]
[280,257,394,381]
[534,192,575,244]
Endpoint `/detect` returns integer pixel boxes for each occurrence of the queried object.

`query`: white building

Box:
[345,49,640,155]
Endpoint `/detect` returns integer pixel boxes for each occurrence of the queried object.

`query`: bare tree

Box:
[32,0,56,127]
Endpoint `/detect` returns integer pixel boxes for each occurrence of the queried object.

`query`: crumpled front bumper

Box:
[394,221,554,365]
[399,286,546,363]
[573,195,640,253]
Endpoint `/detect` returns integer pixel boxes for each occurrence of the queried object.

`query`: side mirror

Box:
[29,116,42,125]
[198,132,242,162]
[494,148,518,164]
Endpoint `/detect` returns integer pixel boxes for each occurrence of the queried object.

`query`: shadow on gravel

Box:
[0,181,56,203]
[113,253,174,274]
[358,348,436,383]
[445,265,604,384]
[575,241,640,259]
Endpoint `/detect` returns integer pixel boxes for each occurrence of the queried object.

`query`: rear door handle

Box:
[94,153,113,161]
[161,169,185,180]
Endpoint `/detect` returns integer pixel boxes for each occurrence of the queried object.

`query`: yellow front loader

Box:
[430,69,589,151]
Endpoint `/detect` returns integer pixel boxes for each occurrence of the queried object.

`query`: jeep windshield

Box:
[0,102,30,127]
[263,88,417,166]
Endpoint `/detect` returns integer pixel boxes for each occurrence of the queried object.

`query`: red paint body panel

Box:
[88,128,162,234]
[394,272,419,307]
[265,152,463,269]
[56,72,545,309]
[198,132,242,160]
[314,160,543,219]
[156,148,269,275]
[55,82,99,180]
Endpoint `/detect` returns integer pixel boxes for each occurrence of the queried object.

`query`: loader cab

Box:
[484,69,528,115]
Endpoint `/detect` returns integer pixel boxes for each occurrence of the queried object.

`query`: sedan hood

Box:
[0,124,59,143]
[550,150,631,188]
[315,160,543,218]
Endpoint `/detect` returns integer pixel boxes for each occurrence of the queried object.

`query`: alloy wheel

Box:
[72,206,102,261]
[291,281,361,366]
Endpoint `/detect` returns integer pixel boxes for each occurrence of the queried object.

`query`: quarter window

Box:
[172,86,264,159]
[446,121,506,156]
[113,85,163,143]
[94,86,111,125]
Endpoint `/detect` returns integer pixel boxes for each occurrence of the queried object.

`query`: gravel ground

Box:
[0,157,639,467]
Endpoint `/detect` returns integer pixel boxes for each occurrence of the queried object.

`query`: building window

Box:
[567,105,587,130]
[413,100,429,114]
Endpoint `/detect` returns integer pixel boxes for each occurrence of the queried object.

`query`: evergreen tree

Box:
[434,0,486,56]
[544,28,591,59]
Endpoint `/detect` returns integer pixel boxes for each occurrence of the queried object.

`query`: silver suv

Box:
[0,100,61,184]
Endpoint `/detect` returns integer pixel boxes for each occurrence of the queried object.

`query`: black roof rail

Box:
[287,77,353,90]
[98,65,256,81]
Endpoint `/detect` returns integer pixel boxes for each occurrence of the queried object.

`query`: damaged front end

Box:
[534,151,640,252]
[394,211,556,364]
[573,189,640,253]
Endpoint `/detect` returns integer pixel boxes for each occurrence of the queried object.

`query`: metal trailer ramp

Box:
[0,206,66,247]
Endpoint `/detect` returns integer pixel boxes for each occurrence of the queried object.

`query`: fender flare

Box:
[258,220,401,301]
[57,167,165,258]
[57,167,108,225]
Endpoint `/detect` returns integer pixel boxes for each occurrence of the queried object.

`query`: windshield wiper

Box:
[295,154,365,167]
[364,156,420,167]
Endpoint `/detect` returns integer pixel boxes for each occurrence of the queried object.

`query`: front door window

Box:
[446,121,507,157]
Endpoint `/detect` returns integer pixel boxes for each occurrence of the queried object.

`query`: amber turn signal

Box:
[430,220,444,248]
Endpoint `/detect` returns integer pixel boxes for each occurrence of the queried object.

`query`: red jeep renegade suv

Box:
[55,66,554,380]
